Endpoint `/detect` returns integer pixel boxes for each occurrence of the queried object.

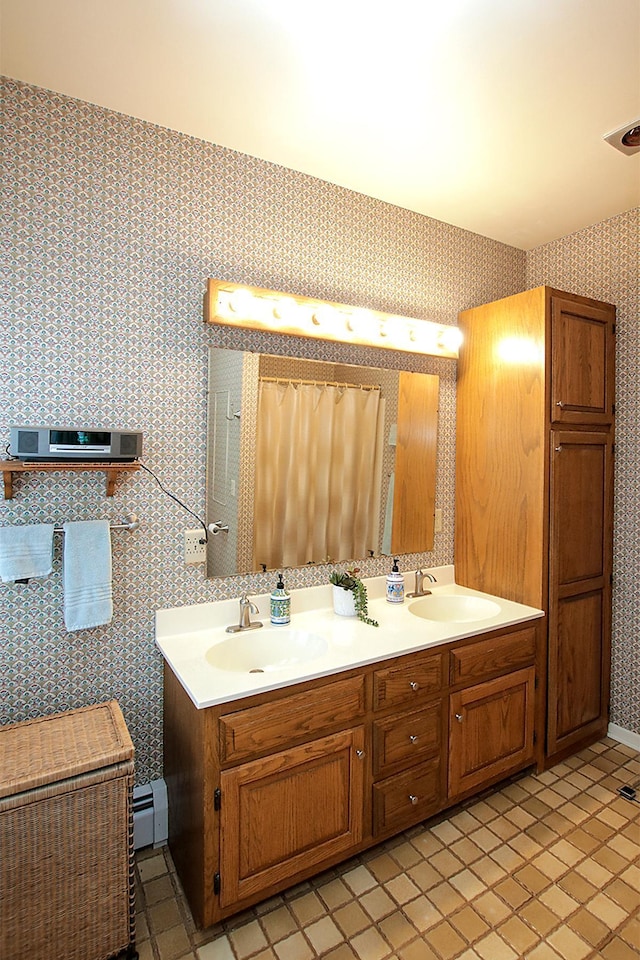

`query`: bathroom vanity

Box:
[157,571,544,927]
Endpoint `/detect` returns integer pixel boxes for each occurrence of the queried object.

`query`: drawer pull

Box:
[455,713,463,723]
[409,794,419,805]
[409,681,419,691]
[556,400,565,408]
[409,735,419,744]
[356,749,365,759]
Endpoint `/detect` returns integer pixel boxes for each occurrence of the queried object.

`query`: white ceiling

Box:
[2,0,639,249]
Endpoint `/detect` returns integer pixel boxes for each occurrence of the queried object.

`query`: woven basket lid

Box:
[0,700,134,798]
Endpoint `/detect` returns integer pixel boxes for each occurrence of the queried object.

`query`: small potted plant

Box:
[329,567,379,627]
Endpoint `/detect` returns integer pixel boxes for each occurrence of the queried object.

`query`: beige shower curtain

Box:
[253,380,385,570]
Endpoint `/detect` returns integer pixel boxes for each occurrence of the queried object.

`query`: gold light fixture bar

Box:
[203,279,461,359]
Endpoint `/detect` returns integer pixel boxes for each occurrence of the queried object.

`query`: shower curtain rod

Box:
[260,376,380,391]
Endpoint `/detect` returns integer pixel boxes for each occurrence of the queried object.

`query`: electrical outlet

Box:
[434,508,443,533]
[184,529,206,564]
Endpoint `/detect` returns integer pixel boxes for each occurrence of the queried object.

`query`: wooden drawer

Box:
[450,627,536,686]
[373,702,442,778]
[219,675,365,763]
[373,651,443,712]
[373,757,440,834]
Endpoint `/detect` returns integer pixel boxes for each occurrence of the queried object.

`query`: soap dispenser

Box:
[386,557,405,604]
[270,572,291,625]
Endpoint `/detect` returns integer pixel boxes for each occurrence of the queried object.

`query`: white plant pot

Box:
[332,585,357,617]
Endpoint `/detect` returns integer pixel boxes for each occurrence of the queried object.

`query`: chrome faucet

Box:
[406,570,438,598]
[225,594,263,633]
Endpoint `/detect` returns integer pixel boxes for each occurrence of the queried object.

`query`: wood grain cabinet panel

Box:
[450,628,536,686]
[373,702,441,777]
[219,675,365,763]
[550,296,615,425]
[448,667,536,798]
[373,758,440,834]
[456,286,615,768]
[391,371,439,554]
[373,651,443,711]
[219,728,365,907]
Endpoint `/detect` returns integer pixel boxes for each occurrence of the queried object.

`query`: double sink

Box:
[155,566,544,708]
[206,593,501,674]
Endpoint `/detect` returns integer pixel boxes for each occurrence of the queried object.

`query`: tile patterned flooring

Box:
[134,739,639,960]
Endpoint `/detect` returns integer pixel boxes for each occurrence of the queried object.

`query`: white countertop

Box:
[155,566,544,709]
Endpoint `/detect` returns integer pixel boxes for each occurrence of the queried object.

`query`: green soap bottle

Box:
[270,572,291,625]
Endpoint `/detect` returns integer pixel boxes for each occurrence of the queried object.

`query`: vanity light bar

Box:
[203,279,461,359]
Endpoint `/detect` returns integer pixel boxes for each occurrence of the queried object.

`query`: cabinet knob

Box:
[555,445,562,452]
[409,734,419,744]
[409,681,419,691]
[409,794,419,805]
[556,400,565,408]
[455,713,463,723]
[356,749,365,759]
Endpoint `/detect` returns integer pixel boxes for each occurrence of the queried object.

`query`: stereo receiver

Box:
[9,426,143,462]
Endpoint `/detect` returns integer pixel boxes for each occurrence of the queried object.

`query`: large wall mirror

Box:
[206,347,439,578]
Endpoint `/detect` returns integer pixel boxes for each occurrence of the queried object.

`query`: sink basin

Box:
[409,594,501,623]
[206,629,328,673]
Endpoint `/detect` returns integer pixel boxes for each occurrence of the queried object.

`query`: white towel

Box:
[0,523,54,583]
[63,520,113,631]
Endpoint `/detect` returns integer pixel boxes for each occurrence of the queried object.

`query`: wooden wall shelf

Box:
[1,461,141,499]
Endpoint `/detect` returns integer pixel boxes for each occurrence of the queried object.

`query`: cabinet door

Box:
[547,431,613,757]
[550,295,615,425]
[218,728,365,907]
[448,667,536,798]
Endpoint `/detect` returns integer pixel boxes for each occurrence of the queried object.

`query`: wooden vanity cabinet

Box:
[456,286,615,768]
[215,674,366,910]
[164,623,539,927]
[163,666,369,928]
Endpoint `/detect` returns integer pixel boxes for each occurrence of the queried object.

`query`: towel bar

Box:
[51,513,140,534]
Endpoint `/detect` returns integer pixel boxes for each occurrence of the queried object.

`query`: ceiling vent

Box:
[603,119,640,155]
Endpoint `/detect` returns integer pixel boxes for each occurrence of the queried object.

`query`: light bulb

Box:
[437,326,463,354]
[228,288,254,317]
[272,297,298,325]
[347,309,374,337]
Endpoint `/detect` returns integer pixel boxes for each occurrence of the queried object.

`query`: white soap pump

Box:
[386,557,405,603]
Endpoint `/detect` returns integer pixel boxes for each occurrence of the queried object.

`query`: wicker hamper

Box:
[0,700,137,960]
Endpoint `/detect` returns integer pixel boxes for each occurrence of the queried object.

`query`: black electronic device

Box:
[9,426,143,462]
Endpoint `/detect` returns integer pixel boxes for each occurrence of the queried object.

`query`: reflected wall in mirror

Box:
[206,348,439,578]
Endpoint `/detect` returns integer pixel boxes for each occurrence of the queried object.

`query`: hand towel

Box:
[0,523,54,583]
[63,520,113,630]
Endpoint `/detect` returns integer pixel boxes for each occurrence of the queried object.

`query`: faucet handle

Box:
[241,594,259,614]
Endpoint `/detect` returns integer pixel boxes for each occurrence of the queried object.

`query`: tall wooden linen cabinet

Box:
[455,286,615,768]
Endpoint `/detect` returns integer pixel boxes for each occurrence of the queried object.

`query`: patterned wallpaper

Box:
[1,76,636,783]
[527,208,640,740]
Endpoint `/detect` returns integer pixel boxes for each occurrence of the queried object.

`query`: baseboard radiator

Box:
[133,778,168,850]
